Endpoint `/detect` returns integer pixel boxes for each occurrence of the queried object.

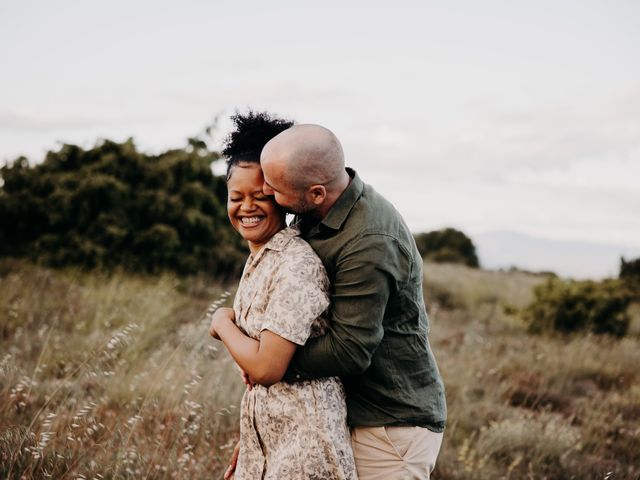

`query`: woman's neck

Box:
[248,241,264,257]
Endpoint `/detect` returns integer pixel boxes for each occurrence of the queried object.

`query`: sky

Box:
[1,0,639,253]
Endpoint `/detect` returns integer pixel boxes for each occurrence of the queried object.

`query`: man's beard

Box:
[282,198,318,217]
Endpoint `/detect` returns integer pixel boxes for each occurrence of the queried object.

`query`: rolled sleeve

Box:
[260,248,330,346]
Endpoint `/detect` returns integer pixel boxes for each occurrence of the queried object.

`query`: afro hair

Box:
[222,110,294,163]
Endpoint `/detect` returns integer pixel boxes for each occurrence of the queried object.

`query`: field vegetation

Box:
[424,262,640,479]
[2,258,638,479]
[0,259,243,479]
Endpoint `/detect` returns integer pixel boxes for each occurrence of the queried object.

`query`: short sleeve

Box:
[259,243,330,345]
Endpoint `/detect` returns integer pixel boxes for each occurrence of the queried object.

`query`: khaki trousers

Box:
[351,426,443,480]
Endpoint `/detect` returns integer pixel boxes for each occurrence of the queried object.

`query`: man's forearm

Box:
[285,323,382,381]
[285,234,395,382]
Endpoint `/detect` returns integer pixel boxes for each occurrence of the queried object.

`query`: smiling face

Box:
[227,162,286,255]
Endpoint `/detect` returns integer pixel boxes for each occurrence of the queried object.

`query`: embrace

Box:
[208,112,446,480]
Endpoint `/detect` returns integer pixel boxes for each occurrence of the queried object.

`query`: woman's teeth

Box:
[241,216,263,225]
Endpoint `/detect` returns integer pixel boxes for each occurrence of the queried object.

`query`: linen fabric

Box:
[286,169,447,432]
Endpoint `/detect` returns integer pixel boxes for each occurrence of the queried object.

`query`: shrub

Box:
[414,228,479,268]
[0,138,246,277]
[524,278,631,337]
[620,257,640,301]
[619,256,640,281]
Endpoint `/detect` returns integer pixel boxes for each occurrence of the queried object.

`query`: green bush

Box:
[0,138,246,278]
[620,257,640,301]
[620,256,640,281]
[524,278,631,337]
[414,228,479,268]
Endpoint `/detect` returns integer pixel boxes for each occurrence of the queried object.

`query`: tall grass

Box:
[0,259,244,479]
[426,263,640,480]
[2,259,639,479]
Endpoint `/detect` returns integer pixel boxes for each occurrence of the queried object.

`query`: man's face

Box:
[261,160,316,215]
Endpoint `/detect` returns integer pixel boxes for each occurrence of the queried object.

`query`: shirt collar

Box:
[263,225,300,251]
[318,167,363,231]
[247,225,300,264]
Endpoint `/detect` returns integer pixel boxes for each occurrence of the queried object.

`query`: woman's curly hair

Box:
[223,110,294,180]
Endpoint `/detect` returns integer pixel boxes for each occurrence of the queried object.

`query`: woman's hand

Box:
[236,364,255,391]
[209,310,296,387]
[224,441,240,479]
[209,307,235,340]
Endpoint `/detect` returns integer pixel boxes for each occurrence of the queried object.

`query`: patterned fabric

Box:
[231,226,357,480]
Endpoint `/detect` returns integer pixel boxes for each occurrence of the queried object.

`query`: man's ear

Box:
[308,185,327,205]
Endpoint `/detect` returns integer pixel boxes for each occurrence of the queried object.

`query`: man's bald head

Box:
[261,124,345,191]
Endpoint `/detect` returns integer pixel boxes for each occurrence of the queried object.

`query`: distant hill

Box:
[473,230,640,279]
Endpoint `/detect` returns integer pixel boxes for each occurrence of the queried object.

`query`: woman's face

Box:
[227,163,286,252]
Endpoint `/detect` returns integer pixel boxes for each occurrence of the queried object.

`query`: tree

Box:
[620,256,640,280]
[0,137,246,278]
[414,228,479,268]
[620,256,640,300]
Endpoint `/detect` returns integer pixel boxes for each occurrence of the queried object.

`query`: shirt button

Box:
[296,374,301,379]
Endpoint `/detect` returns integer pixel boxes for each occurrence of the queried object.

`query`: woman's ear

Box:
[308,185,327,206]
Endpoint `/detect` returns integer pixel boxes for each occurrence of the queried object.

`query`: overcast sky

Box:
[1,0,639,248]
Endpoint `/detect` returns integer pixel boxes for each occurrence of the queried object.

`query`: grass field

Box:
[1,258,638,479]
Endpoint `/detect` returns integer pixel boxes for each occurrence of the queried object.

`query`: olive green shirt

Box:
[286,169,446,432]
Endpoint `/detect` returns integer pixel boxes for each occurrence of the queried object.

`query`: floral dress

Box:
[231,226,357,480]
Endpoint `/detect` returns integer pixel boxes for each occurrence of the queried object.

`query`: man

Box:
[256,124,447,479]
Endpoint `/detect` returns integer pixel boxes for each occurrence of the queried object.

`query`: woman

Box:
[208,112,357,480]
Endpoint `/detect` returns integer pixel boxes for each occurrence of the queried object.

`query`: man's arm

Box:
[285,234,406,380]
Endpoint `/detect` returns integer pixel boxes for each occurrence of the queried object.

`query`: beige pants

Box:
[350,426,443,480]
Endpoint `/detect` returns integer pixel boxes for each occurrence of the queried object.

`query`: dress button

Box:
[296,374,301,379]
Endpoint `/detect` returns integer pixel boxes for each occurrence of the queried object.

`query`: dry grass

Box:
[427,263,640,480]
[1,258,639,479]
[0,259,244,479]
[423,262,546,331]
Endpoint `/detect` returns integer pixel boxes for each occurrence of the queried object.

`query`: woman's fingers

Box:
[236,365,255,390]
[223,441,241,479]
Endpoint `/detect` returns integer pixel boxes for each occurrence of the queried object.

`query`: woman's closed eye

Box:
[229,193,270,202]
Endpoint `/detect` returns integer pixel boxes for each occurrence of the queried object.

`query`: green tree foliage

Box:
[620,256,640,281]
[620,256,640,300]
[0,138,247,277]
[524,278,631,337]
[414,227,479,268]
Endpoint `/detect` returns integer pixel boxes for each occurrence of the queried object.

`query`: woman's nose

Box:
[241,197,256,211]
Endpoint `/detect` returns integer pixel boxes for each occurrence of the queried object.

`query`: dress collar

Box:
[246,225,300,265]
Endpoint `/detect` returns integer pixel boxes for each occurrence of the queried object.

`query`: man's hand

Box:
[209,307,235,340]
[224,441,240,480]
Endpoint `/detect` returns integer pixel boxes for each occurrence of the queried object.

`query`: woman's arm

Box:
[209,307,297,387]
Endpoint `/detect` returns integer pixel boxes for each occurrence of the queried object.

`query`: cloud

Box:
[0,111,106,132]
[338,89,640,246]
[348,88,640,184]
[506,153,640,191]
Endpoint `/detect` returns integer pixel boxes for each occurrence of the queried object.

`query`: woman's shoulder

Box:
[279,227,322,262]
[266,228,327,283]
